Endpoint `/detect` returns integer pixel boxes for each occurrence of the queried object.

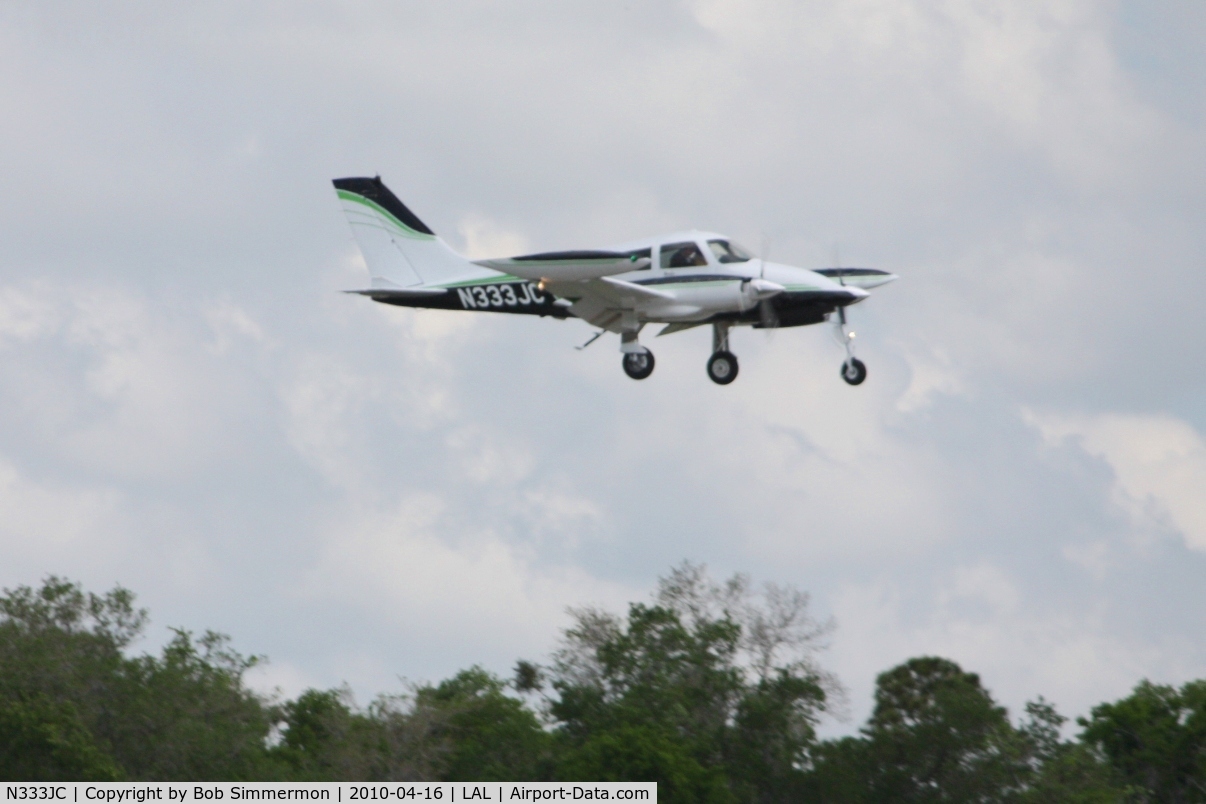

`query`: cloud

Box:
[1026,409,1206,551]
[0,456,124,564]
[827,562,1174,731]
[456,216,531,260]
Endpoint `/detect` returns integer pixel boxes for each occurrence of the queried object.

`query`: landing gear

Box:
[620,328,654,380]
[707,351,739,384]
[622,350,655,380]
[707,322,739,385]
[841,358,866,385]
[833,306,867,386]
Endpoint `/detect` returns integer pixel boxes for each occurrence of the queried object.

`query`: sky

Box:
[2,0,1206,735]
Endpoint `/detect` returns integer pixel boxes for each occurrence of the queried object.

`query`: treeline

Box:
[2,568,1204,802]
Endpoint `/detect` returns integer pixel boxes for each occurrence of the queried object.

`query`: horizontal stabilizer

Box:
[343,287,448,299]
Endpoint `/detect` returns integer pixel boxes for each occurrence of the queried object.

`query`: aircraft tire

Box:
[841,357,867,385]
[707,351,739,385]
[623,350,655,380]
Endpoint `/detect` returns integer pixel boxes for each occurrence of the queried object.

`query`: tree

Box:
[1080,679,1206,802]
[0,577,278,781]
[0,576,137,781]
[413,667,551,782]
[858,656,1029,802]
[801,659,1129,804]
[0,694,120,781]
[272,686,449,781]
[1016,698,1128,804]
[546,562,833,802]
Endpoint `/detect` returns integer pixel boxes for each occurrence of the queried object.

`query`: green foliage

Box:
[0,577,276,781]
[547,563,831,801]
[270,671,550,782]
[557,724,733,804]
[415,667,551,782]
[861,656,1026,801]
[801,658,1129,803]
[0,568,1200,798]
[0,695,121,781]
[274,688,361,779]
[114,629,278,780]
[272,687,436,781]
[1080,678,1206,802]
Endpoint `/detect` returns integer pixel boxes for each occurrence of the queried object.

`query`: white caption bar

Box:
[3,784,656,804]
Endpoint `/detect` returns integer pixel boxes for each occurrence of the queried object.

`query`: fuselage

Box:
[591,229,871,328]
[356,221,893,333]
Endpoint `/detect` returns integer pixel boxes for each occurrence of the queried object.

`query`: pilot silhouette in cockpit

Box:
[669,244,706,268]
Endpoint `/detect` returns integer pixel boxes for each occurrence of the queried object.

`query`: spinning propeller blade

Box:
[757,236,779,330]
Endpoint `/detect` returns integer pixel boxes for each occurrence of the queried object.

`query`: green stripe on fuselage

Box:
[436,275,526,288]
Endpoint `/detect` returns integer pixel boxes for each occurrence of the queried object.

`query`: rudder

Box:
[333,177,492,288]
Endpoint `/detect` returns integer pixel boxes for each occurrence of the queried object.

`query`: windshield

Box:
[707,239,752,263]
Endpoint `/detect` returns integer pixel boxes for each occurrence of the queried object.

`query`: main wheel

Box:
[707,351,739,385]
[841,357,867,385]
[622,350,655,380]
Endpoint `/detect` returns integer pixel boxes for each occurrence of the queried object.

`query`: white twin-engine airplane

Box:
[334,176,897,385]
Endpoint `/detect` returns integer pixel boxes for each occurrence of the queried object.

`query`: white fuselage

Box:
[592,229,868,325]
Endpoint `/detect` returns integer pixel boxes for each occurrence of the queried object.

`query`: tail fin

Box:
[333,177,493,288]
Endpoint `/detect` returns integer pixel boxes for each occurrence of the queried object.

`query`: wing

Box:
[475,250,651,281]
[545,276,675,332]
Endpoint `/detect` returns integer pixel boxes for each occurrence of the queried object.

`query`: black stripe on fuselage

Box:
[632,274,739,286]
[511,247,652,262]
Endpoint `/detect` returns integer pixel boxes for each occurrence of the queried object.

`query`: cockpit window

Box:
[660,241,708,269]
[707,239,753,263]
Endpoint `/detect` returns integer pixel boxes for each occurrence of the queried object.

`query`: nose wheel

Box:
[834,306,868,386]
[841,358,866,385]
[622,350,655,380]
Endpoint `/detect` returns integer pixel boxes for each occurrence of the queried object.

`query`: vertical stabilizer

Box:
[333,177,493,288]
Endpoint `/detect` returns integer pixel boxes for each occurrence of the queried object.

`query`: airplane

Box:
[333,176,897,385]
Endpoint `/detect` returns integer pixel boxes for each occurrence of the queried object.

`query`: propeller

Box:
[755,235,780,329]
[830,244,857,359]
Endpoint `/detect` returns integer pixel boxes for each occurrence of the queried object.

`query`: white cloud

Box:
[0,284,60,345]
[456,215,530,260]
[829,566,1169,730]
[301,493,636,691]
[203,299,269,355]
[1026,409,1206,551]
[895,342,967,412]
[0,284,267,482]
[0,457,124,562]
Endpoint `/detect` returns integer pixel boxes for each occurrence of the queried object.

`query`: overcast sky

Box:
[3,0,1206,734]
